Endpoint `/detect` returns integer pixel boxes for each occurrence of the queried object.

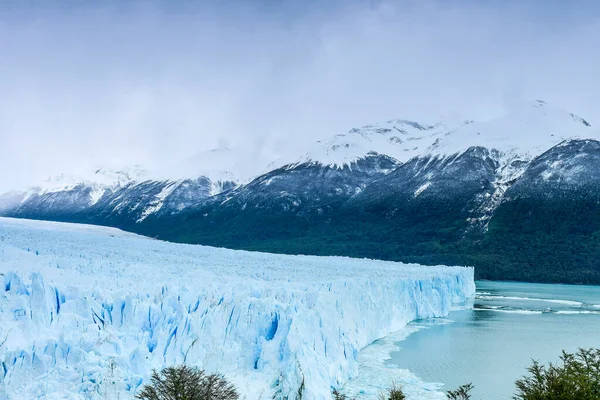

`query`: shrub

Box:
[332,388,349,400]
[379,382,406,400]
[136,365,239,400]
[514,348,600,400]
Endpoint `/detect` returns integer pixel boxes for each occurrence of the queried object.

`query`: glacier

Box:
[0,217,474,399]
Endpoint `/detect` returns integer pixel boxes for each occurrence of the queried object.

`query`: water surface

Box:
[388,281,600,399]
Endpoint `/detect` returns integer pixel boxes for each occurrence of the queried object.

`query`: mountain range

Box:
[3,100,599,284]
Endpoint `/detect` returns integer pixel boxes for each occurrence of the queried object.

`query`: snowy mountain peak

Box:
[155,147,239,184]
[29,165,148,195]
[91,165,149,186]
[0,166,152,210]
[299,100,595,168]
[298,119,465,167]
[430,100,595,161]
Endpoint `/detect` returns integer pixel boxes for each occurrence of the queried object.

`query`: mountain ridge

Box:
[2,100,599,284]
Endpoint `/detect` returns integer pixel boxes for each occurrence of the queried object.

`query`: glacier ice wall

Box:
[0,217,475,399]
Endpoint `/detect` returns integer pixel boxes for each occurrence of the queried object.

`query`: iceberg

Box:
[0,217,474,399]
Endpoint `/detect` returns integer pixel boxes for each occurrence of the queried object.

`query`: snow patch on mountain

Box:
[136,181,181,222]
[89,187,108,206]
[465,152,528,233]
[0,217,475,399]
[414,182,432,198]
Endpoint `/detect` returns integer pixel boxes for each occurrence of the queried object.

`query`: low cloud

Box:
[1,0,599,190]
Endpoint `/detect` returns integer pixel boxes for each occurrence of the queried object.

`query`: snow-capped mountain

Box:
[0,166,147,211]
[0,147,245,224]
[188,99,595,223]
[2,100,599,283]
[3,100,593,221]
[294,100,593,167]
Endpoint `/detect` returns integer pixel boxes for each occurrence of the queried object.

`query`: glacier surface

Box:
[0,217,474,399]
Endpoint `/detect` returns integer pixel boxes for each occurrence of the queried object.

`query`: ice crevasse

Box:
[0,217,475,399]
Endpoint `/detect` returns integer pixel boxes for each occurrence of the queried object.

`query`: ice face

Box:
[0,217,474,399]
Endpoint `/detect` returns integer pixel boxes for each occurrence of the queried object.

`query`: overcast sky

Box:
[1,0,600,190]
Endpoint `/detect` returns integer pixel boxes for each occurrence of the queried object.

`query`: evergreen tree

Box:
[446,383,473,400]
[379,382,406,400]
[136,365,239,400]
[514,348,600,400]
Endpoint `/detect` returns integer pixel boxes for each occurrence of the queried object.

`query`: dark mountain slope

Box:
[136,141,600,284]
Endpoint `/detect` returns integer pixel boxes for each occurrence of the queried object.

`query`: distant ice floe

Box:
[475,295,583,306]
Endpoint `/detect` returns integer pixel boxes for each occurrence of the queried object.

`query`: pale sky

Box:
[1,0,600,190]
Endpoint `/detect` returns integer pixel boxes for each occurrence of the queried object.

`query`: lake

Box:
[342,280,600,399]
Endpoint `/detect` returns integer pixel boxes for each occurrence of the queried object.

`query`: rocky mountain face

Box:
[2,101,600,284]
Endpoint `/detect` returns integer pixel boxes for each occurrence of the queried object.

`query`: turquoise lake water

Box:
[388,280,600,400]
